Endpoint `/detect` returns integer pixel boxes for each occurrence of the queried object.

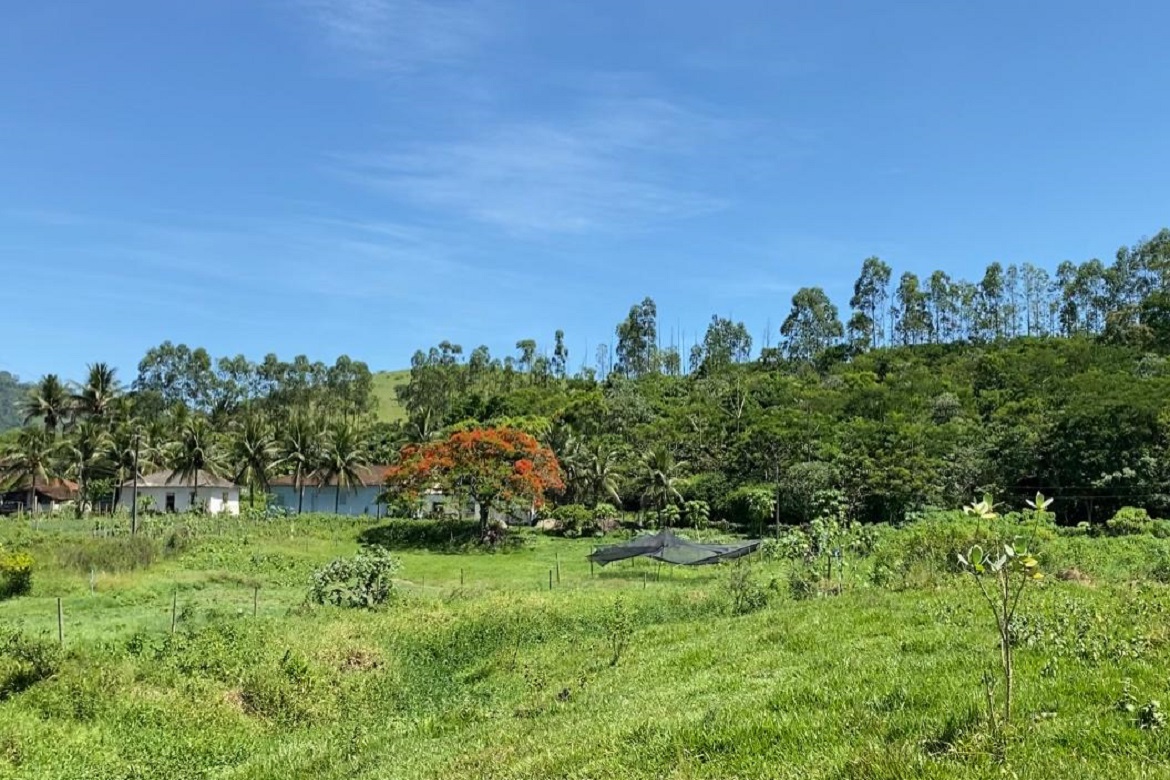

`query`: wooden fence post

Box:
[253,585,259,618]
[548,569,553,591]
[171,590,178,634]
[57,598,63,646]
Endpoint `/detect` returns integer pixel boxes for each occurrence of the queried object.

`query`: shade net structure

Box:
[588,529,761,567]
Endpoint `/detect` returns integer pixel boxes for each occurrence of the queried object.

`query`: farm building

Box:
[270,465,392,517]
[117,470,240,515]
[0,478,79,514]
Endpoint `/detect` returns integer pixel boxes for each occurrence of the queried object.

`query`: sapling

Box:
[958,494,1046,741]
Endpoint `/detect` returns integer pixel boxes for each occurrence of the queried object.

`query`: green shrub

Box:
[552,504,593,537]
[723,485,775,534]
[1151,520,1170,539]
[683,500,710,529]
[0,550,33,599]
[593,502,619,521]
[309,546,399,608]
[57,536,159,573]
[1106,507,1153,536]
[0,631,60,699]
[726,564,769,614]
[357,519,494,551]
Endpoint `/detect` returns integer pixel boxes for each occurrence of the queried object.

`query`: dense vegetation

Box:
[4,229,1170,528]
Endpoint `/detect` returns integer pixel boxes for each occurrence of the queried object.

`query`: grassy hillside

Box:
[371,369,410,423]
[0,516,1169,778]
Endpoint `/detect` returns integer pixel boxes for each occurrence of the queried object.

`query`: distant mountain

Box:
[0,371,28,431]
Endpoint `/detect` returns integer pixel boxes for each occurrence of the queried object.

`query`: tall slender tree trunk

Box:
[296,468,305,514]
[478,500,491,535]
[193,470,199,513]
[27,472,37,516]
[334,483,341,514]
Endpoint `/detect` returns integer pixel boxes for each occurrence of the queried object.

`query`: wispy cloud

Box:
[332,96,730,234]
[301,0,495,71]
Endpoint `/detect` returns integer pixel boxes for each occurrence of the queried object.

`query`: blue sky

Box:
[4,1,1170,381]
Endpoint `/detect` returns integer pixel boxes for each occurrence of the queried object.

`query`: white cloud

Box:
[332,96,729,234]
[301,0,494,71]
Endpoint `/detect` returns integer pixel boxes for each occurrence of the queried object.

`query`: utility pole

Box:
[130,433,140,535]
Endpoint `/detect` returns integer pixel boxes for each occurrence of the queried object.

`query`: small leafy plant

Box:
[605,597,632,667]
[308,546,399,608]
[726,563,769,615]
[958,494,1046,743]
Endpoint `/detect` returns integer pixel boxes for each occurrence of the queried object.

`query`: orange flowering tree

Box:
[385,427,563,535]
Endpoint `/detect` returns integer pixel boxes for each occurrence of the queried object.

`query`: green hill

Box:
[371,369,410,423]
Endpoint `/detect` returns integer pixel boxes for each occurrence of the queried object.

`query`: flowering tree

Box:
[385,427,563,535]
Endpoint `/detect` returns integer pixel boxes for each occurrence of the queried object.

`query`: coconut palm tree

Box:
[279,411,321,515]
[63,419,110,516]
[583,441,624,507]
[21,375,71,435]
[105,422,152,511]
[316,420,369,514]
[639,445,686,524]
[71,363,122,421]
[169,416,224,511]
[0,428,60,513]
[230,413,280,509]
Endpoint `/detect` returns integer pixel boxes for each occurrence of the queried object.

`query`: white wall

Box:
[117,486,240,515]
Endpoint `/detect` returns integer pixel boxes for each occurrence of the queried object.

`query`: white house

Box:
[118,470,240,515]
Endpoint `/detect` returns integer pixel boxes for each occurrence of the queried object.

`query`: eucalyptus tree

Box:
[849,256,892,350]
[780,287,844,362]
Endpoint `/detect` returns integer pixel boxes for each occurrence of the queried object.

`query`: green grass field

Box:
[0,516,1169,779]
[371,370,410,424]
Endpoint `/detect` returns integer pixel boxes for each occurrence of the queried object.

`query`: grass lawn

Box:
[0,516,1168,778]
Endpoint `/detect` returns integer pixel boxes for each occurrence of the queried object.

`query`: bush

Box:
[683,500,710,529]
[726,564,769,614]
[309,546,399,608]
[723,485,776,533]
[1107,507,1154,536]
[357,519,499,551]
[0,551,33,599]
[0,631,60,699]
[552,504,594,537]
[57,536,158,573]
[593,502,619,521]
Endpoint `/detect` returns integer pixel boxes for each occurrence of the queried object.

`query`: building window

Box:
[165,493,176,513]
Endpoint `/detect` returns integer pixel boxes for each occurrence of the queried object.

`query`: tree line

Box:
[4,228,1170,525]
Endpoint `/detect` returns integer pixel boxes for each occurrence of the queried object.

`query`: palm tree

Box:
[230,413,280,509]
[279,411,321,514]
[316,420,369,514]
[0,428,60,514]
[22,375,71,435]
[63,419,110,516]
[169,416,224,511]
[559,436,624,507]
[71,363,122,421]
[639,445,686,524]
[105,422,152,511]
